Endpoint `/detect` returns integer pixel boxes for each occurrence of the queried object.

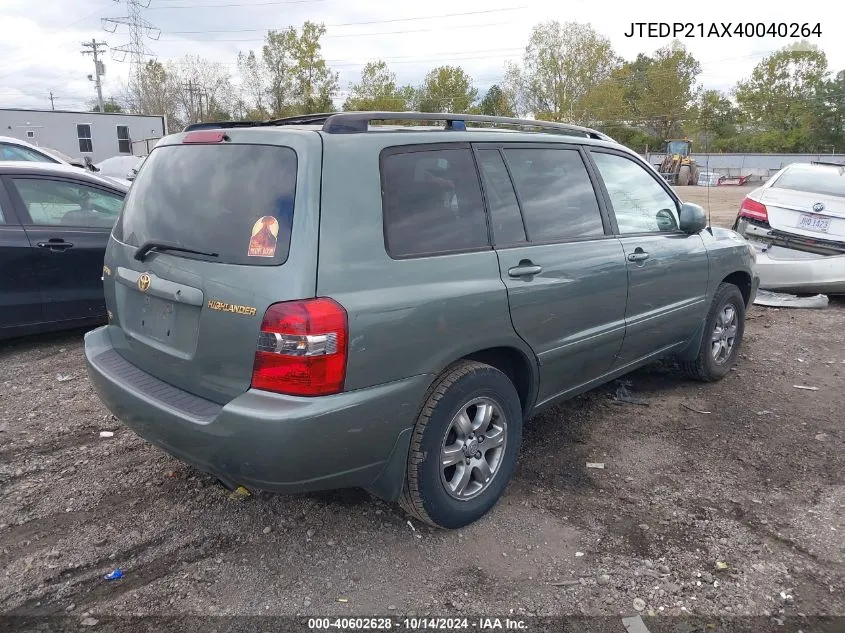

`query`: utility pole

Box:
[182,79,201,122]
[81,39,108,112]
[49,92,55,110]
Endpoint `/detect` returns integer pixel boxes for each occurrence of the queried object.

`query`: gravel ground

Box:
[1,186,843,623]
[677,183,753,228]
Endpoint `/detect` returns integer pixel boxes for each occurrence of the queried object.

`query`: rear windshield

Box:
[772,166,845,199]
[113,143,296,266]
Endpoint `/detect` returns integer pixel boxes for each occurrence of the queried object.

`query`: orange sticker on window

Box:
[247,216,279,257]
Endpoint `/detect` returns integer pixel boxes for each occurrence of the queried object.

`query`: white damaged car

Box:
[733,162,845,295]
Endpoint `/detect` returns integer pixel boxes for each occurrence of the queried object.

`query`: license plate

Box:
[140,295,176,342]
[797,214,831,233]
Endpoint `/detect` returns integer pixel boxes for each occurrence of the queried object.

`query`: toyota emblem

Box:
[137,273,151,292]
[812,202,825,213]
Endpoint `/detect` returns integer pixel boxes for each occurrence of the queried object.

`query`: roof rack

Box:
[317,112,610,140]
[183,111,615,142]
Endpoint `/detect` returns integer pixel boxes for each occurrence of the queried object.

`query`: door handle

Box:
[508,262,543,278]
[627,251,649,263]
[37,239,74,251]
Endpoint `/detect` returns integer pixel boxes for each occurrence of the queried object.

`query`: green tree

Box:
[633,41,701,138]
[90,98,123,113]
[578,65,630,127]
[416,65,478,113]
[291,21,338,113]
[479,84,516,117]
[261,22,338,116]
[733,41,828,151]
[809,69,845,151]
[687,89,739,151]
[262,28,296,116]
[343,60,414,111]
[509,21,620,121]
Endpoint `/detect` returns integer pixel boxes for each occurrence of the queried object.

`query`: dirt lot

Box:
[1,186,843,625]
[677,183,753,228]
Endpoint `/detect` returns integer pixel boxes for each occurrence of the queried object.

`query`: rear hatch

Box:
[102,129,321,404]
[761,166,845,243]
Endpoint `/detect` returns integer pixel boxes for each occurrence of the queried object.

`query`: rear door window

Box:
[503,148,605,242]
[381,146,490,257]
[475,149,526,245]
[114,144,297,266]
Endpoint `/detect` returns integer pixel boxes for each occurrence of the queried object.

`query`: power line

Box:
[163,7,529,33]
[149,0,324,7]
[161,21,514,42]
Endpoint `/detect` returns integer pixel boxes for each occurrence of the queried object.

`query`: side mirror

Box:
[679,202,707,234]
[655,208,679,232]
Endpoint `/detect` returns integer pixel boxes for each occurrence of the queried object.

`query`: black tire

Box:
[677,165,691,186]
[399,361,522,529]
[680,283,746,382]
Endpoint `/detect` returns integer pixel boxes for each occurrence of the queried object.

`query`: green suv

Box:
[84,112,758,529]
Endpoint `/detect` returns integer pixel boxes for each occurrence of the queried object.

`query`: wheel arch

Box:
[676,272,751,362]
[460,346,538,417]
[365,344,539,503]
[722,270,753,306]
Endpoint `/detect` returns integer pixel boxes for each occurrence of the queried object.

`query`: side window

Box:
[0,142,54,163]
[12,178,124,229]
[476,149,526,245]
[591,152,680,234]
[381,147,489,257]
[77,124,93,153]
[117,126,131,154]
[503,148,605,242]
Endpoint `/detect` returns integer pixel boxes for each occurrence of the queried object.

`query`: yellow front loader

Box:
[658,139,700,186]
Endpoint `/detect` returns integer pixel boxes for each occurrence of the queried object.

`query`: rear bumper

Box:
[84,325,430,497]
[751,243,845,295]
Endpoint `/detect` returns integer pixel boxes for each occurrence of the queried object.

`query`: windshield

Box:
[0,142,58,163]
[113,143,297,266]
[773,165,845,198]
[665,141,689,155]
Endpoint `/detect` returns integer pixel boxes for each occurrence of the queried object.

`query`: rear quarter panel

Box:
[316,133,537,394]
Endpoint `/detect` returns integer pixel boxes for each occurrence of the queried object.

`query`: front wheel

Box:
[680,282,746,382]
[399,361,523,529]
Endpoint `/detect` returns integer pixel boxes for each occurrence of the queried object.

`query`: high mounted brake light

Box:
[182,130,227,144]
[251,298,348,397]
[738,197,768,223]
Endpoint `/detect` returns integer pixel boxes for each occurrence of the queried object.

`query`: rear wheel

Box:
[399,361,522,529]
[680,283,746,382]
[677,165,691,186]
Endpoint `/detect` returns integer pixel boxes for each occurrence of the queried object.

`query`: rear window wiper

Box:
[134,240,219,261]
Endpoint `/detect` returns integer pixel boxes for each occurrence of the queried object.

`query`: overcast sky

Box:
[0,0,840,112]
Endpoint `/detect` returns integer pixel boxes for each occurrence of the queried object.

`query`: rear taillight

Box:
[251,298,348,397]
[738,197,768,222]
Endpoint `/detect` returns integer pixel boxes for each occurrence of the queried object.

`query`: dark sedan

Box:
[0,162,128,340]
